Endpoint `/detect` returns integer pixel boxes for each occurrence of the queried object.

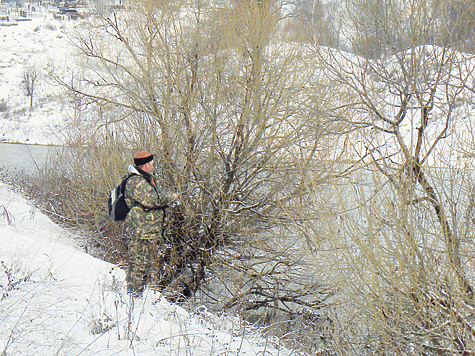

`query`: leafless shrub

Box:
[0,100,7,113]
[0,205,14,226]
[22,65,39,111]
[302,0,475,354]
[0,261,31,301]
[46,0,337,352]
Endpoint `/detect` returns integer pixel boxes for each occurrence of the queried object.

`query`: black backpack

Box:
[108,175,133,221]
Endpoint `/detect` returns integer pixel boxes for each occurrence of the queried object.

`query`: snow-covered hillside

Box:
[0,7,70,145]
[0,181,297,355]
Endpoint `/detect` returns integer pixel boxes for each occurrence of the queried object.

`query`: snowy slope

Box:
[0,7,71,145]
[0,181,297,355]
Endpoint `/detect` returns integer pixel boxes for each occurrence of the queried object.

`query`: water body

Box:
[0,142,62,178]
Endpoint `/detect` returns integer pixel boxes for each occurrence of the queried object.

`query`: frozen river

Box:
[0,143,61,178]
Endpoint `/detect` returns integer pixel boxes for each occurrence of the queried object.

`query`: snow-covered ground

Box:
[0,7,300,356]
[0,181,296,355]
[0,6,70,145]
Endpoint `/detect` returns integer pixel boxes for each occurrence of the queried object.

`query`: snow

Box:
[0,7,298,356]
[0,8,70,145]
[0,181,294,355]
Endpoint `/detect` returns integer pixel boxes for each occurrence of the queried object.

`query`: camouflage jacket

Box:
[122,165,175,241]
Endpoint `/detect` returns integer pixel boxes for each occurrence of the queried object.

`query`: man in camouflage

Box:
[122,151,179,297]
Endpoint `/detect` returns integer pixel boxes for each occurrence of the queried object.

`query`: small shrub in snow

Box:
[0,100,7,112]
[102,267,124,293]
[0,261,31,301]
[89,312,115,335]
[44,21,57,31]
[0,205,14,226]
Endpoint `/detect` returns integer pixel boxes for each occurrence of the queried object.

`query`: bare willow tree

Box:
[437,0,475,52]
[285,0,341,47]
[22,65,38,112]
[306,0,475,354]
[51,0,335,335]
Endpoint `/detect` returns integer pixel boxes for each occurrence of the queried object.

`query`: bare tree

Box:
[22,66,38,112]
[343,0,446,58]
[436,0,475,52]
[51,0,335,335]
[285,0,341,47]
[308,0,475,353]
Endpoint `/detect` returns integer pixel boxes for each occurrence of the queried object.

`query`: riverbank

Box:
[0,142,62,178]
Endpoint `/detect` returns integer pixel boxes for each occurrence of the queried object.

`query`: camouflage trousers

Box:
[125,238,160,295]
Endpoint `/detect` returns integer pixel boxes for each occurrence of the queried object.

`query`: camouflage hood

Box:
[127,164,140,175]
